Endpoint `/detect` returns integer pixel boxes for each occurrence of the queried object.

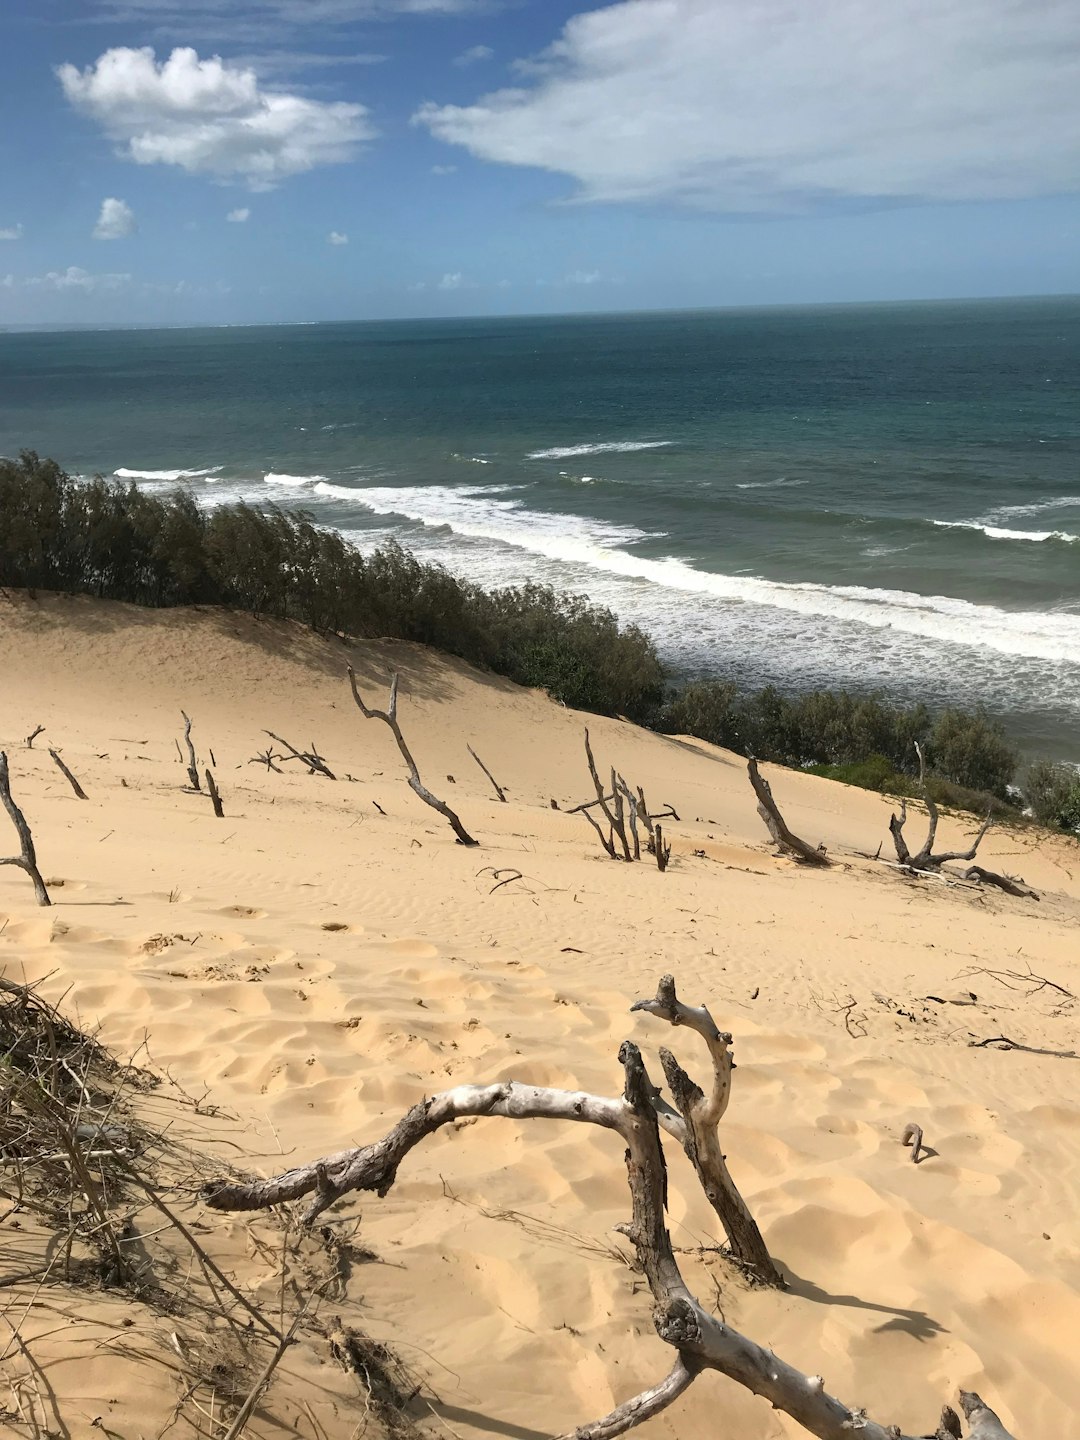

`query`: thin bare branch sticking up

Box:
[348,669,478,847]
[48,749,88,801]
[25,725,45,749]
[264,732,336,780]
[205,769,225,819]
[202,1011,1013,1440]
[180,711,201,792]
[467,745,507,803]
[747,758,830,866]
[631,975,781,1285]
[0,751,51,906]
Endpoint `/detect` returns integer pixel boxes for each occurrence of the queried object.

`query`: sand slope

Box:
[2,591,1079,1439]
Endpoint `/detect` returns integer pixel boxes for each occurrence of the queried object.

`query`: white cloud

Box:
[563,269,601,285]
[227,207,251,222]
[59,46,374,190]
[437,271,468,289]
[0,224,23,241]
[328,230,348,244]
[94,196,137,239]
[431,163,457,175]
[453,44,493,67]
[416,0,1080,212]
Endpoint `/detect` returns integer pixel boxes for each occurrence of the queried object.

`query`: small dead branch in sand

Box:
[327,1316,425,1439]
[747,758,830,866]
[901,1122,925,1164]
[476,867,527,895]
[467,745,507,803]
[48,748,88,800]
[653,823,672,872]
[574,732,673,869]
[202,982,1014,1440]
[953,962,1074,1001]
[969,1034,1079,1059]
[205,768,225,819]
[348,669,477,846]
[25,725,45,749]
[885,745,1034,902]
[264,731,336,780]
[0,752,50,906]
[180,710,202,791]
[249,747,284,773]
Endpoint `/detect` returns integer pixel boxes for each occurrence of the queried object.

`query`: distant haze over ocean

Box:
[2,298,1079,759]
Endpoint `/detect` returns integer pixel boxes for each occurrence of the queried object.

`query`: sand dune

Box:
[2,590,1078,1439]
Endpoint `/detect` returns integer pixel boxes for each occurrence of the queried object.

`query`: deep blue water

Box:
[2,299,1079,756]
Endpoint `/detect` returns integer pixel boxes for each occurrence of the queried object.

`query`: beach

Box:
[2,589,1078,1438]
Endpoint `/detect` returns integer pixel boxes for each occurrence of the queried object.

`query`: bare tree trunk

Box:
[180,711,201,792]
[48,749,88,800]
[25,725,45,749]
[747,759,830,866]
[653,823,671,871]
[0,752,51,906]
[467,745,507,802]
[347,669,478,847]
[201,1018,1012,1440]
[205,768,225,819]
[631,975,781,1286]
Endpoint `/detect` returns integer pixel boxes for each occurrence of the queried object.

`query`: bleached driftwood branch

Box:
[630,974,781,1286]
[48,748,88,800]
[201,1025,1013,1440]
[468,745,507,803]
[747,758,830,866]
[264,731,336,780]
[180,710,201,791]
[348,669,477,847]
[0,751,51,906]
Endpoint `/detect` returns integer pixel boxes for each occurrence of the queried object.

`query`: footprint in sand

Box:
[215,904,267,919]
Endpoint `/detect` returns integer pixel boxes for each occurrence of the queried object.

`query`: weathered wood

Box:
[653,823,671,872]
[264,731,336,780]
[467,744,507,802]
[25,724,45,749]
[0,751,51,906]
[631,974,781,1286]
[205,768,225,819]
[201,1011,1012,1440]
[901,1121,924,1164]
[963,866,1039,900]
[348,669,477,847]
[48,748,88,800]
[747,758,830,866]
[180,710,201,791]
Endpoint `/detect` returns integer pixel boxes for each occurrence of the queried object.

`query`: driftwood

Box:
[202,997,1014,1440]
[205,769,225,819]
[249,747,284,773]
[468,745,507,802]
[901,1121,925,1164]
[25,724,45,749]
[264,731,336,780]
[48,748,88,801]
[576,733,673,870]
[653,823,671,872]
[180,711,201,791]
[747,758,830,866]
[630,975,781,1285]
[347,669,477,847]
[963,866,1039,900]
[0,751,51,906]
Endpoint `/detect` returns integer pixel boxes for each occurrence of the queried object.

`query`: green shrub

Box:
[926,709,1017,798]
[1024,760,1080,832]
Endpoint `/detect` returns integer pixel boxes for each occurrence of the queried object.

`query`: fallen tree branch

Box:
[201,1017,1013,1440]
[467,745,507,803]
[901,1122,924,1164]
[747,758,830,866]
[0,752,51,906]
[264,731,336,780]
[969,1034,1078,1059]
[887,745,1011,890]
[963,866,1039,900]
[180,711,201,792]
[347,669,477,847]
[48,749,88,801]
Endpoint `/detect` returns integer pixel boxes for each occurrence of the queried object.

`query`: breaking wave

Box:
[526,440,673,459]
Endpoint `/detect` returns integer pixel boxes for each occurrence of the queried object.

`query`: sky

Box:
[1,0,1080,326]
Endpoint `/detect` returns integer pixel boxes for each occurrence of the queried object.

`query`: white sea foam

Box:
[115,465,222,481]
[329,483,1080,665]
[934,520,1079,543]
[264,472,328,486]
[984,495,1080,519]
[735,477,808,490]
[526,440,673,459]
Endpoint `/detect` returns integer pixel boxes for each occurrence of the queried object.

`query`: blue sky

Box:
[2,0,1080,325]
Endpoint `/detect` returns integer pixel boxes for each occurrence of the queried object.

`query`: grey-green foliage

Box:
[1024,760,1080,833]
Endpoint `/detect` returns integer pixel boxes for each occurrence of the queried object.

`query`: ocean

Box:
[2,298,1079,759]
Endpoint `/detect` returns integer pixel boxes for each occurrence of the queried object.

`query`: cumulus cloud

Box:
[453,44,493,67]
[94,197,137,239]
[25,266,133,292]
[0,224,23,241]
[438,271,472,289]
[416,0,1080,212]
[227,207,250,221]
[59,46,374,189]
[328,230,348,244]
[431,163,457,175]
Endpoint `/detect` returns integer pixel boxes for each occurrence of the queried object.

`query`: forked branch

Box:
[0,751,51,906]
[748,758,830,866]
[348,669,478,846]
[201,1019,1012,1440]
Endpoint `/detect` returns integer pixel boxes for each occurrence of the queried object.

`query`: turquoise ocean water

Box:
[2,298,1079,757]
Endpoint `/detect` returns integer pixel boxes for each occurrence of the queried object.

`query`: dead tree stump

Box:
[0,752,51,906]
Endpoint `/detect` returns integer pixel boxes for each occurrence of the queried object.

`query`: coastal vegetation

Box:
[0,450,1057,823]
